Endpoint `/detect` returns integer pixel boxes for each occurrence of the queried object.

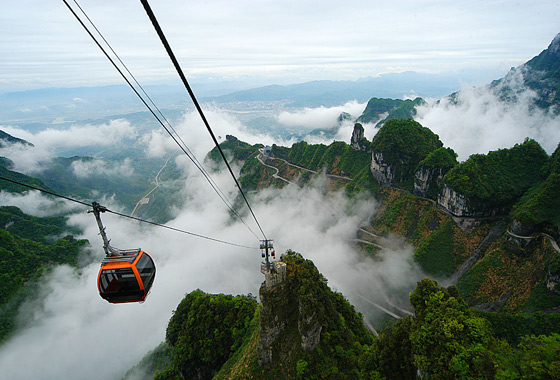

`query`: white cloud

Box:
[415,71,560,160]
[0,120,137,173]
[0,140,52,173]
[0,190,82,217]
[71,158,134,178]
[277,101,366,130]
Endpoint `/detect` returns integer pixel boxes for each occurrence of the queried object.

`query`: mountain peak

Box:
[549,32,560,55]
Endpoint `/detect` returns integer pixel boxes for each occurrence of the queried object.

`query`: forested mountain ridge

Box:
[356,97,426,126]
[0,130,33,147]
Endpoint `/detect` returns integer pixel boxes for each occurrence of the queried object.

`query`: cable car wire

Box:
[140,0,268,241]
[63,0,260,240]
[0,175,257,250]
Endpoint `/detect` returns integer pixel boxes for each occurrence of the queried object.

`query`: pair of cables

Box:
[62,0,267,242]
[0,175,256,250]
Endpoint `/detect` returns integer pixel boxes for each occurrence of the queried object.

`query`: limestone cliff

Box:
[369,119,444,190]
[255,252,374,379]
[413,147,458,198]
[350,122,371,152]
[414,166,445,197]
[370,151,395,186]
[437,184,474,217]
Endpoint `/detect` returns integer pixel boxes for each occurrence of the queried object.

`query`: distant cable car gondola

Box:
[90,202,156,304]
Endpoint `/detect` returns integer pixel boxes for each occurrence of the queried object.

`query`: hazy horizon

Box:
[1,1,558,92]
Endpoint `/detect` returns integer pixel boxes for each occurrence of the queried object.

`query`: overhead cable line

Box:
[63,0,260,240]
[140,0,268,241]
[0,175,257,250]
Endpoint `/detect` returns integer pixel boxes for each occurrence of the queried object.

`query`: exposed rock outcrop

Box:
[437,185,510,218]
[413,166,445,197]
[369,119,444,190]
[350,122,371,152]
[510,219,537,237]
[257,252,372,375]
[370,151,395,186]
[547,273,560,295]
[437,184,473,217]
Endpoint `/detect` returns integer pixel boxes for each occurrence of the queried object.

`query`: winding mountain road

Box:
[506,229,560,253]
[131,155,173,217]
[257,149,352,183]
[256,152,297,185]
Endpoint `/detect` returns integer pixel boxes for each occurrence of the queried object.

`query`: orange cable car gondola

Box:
[90,202,156,304]
[97,249,155,303]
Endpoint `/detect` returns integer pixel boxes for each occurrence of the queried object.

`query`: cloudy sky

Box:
[1,0,559,91]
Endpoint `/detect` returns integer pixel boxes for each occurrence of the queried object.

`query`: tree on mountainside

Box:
[409,279,497,379]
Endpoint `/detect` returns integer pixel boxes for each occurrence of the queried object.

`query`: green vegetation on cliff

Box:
[356,97,425,126]
[443,139,549,212]
[271,140,370,178]
[371,119,443,167]
[130,259,560,380]
[255,251,375,379]
[371,118,443,189]
[522,34,560,110]
[207,135,262,163]
[376,278,560,380]
[511,143,560,234]
[456,235,560,312]
[154,290,258,380]
[236,138,375,195]
[357,98,404,124]
[417,147,458,170]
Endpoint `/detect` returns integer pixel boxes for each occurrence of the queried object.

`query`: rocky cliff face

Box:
[350,123,371,152]
[413,166,445,197]
[437,184,508,217]
[256,252,373,378]
[370,151,395,185]
[437,184,473,217]
[258,265,324,366]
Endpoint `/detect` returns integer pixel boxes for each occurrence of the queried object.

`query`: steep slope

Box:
[130,264,560,380]
[153,290,258,380]
[491,32,560,111]
[215,134,560,312]
[150,253,375,380]
[511,142,560,237]
[254,252,374,379]
[0,226,87,341]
